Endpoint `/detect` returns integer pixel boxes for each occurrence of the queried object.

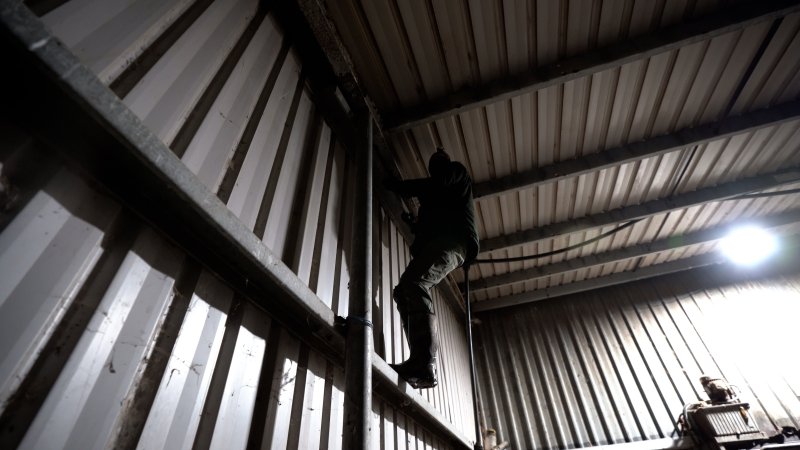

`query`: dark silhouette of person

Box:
[384,148,479,388]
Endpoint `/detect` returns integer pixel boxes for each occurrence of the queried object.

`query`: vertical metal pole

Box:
[464,265,484,450]
[342,111,373,450]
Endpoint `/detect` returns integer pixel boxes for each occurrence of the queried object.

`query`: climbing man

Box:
[384,147,480,388]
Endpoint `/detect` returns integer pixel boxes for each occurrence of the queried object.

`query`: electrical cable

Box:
[473,219,643,264]
[471,187,800,265]
[732,188,800,200]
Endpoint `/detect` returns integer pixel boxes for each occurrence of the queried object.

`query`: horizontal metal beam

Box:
[384,0,800,132]
[474,233,800,312]
[472,209,800,291]
[473,252,727,312]
[473,100,800,199]
[481,167,800,253]
[0,4,471,448]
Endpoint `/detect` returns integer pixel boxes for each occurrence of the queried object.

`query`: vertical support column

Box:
[464,265,484,450]
[342,110,373,450]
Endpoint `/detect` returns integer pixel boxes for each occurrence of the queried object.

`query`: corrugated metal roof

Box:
[327,0,800,308]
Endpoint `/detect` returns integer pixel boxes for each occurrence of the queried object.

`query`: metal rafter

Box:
[481,167,800,253]
[384,0,800,132]
[473,209,800,291]
[473,232,800,312]
[473,100,800,199]
[473,252,726,312]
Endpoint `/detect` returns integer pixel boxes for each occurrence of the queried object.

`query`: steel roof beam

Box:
[473,232,800,312]
[481,167,800,253]
[384,0,800,132]
[473,252,726,312]
[473,209,800,291]
[473,101,800,199]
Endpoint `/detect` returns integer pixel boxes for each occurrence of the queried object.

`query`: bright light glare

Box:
[719,226,777,265]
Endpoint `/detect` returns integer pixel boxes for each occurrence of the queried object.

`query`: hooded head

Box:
[428,147,451,179]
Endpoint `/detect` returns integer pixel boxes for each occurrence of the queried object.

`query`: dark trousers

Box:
[394,235,466,316]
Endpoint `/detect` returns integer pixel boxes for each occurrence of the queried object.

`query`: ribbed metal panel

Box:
[39,0,197,84]
[0,168,120,413]
[700,407,759,436]
[337,5,800,178]
[0,1,474,448]
[327,0,800,308]
[474,266,800,449]
[137,271,232,450]
[329,0,739,111]
[19,227,184,450]
[0,149,469,449]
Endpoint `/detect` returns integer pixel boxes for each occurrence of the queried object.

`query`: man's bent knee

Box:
[393,282,434,315]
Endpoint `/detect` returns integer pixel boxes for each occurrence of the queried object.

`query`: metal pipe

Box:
[463,264,484,450]
[342,111,373,450]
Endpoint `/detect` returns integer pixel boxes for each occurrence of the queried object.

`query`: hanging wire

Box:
[473,219,643,264]
[471,187,800,265]
[732,188,800,200]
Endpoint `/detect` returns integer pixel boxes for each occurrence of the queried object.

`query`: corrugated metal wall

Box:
[474,265,800,449]
[0,0,473,448]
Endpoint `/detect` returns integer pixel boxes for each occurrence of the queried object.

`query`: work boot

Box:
[390,313,439,389]
[391,358,437,389]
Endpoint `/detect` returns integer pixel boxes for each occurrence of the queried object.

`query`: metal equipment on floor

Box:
[679,376,797,449]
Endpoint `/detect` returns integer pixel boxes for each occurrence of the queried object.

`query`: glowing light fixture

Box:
[719,225,777,266]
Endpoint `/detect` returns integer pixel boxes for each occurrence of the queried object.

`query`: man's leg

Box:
[392,238,465,388]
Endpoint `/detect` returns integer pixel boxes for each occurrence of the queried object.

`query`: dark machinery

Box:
[679,376,798,449]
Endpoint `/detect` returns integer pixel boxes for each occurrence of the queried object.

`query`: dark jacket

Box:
[394,161,480,264]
